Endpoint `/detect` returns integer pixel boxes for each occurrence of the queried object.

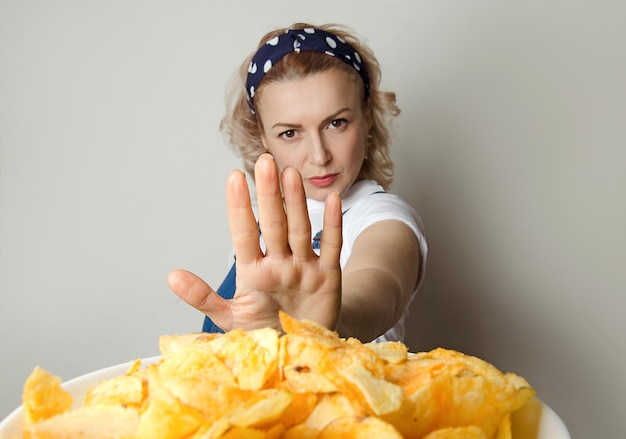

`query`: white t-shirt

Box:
[236,179,428,342]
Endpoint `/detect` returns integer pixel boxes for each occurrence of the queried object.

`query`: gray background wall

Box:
[1,1,624,437]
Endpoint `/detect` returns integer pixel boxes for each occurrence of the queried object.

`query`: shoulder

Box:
[343,185,428,287]
[344,187,425,238]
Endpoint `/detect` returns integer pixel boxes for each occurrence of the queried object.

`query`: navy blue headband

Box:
[246,28,370,112]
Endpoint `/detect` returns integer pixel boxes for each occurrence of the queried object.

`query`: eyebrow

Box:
[271,107,352,130]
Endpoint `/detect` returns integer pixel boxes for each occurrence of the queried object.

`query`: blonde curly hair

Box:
[220,23,400,190]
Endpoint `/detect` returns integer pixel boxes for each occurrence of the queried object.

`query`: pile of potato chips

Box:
[19,312,534,438]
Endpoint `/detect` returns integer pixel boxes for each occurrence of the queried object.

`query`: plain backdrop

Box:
[1,1,624,437]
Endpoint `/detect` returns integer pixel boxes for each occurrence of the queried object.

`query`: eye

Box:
[279,129,297,139]
[329,118,348,129]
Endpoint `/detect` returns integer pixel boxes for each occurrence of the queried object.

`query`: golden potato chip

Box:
[422,425,487,439]
[495,413,512,439]
[22,367,73,425]
[216,425,266,439]
[159,342,236,388]
[228,388,292,428]
[247,327,280,359]
[157,374,229,420]
[84,374,146,408]
[23,404,138,439]
[274,392,319,429]
[363,340,409,364]
[262,423,287,439]
[279,312,344,351]
[281,423,320,439]
[135,367,206,439]
[279,311,394,400]
[189,418,230,439]
[280,333,339,394]
[189,388,291,439]
[159,332,220,357]
[193,423,278,439]
[215,327,279,390]
[303,392,361,431]
[337,359,404,415]
[200,328,279,390]
[510,397,544,439]
[383,348,535,439]
[319,415,404,439]
[119,358,143,376]
[279,312,336,338]
[336,338,387,377]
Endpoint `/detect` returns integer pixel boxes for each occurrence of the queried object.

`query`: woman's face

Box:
[257,69,370,201]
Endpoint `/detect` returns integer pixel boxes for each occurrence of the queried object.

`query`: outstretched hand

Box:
[168,154,343,332]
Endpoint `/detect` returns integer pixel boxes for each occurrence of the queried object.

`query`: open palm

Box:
[168,154,343,332]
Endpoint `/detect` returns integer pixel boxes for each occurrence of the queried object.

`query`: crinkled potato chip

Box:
[215,425,267,439]
[495,413,512,439]
[319,415,404,438]
[275,391,319,429]
[226,388,292,428]
[22,367,73,425]
[281,423,320,439]
[303,392,361,431]
[16,311,535,439]
[215,327,280,391]
[136,366,207,439]
[364,340,409,364]
[158,332,220,357]
[23,404,139,439]
[422,425,487,439]
[383,348,534,438]
[280,333,339,394]
[84,373,146,408]
[337,359,404,415]
[159,342,237,388]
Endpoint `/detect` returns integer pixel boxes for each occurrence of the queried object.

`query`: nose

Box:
[307,132,331,165]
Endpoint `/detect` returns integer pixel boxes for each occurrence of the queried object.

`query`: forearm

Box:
[334,220,422,342]
[335,267,408,342]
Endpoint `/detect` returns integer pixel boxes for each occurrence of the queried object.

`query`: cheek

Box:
[264,134,307,163]
[351,131,368,158]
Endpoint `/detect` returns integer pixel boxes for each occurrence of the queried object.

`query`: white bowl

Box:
[0,356,570,439]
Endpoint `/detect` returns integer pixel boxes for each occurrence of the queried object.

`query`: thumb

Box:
[167,269,227,316]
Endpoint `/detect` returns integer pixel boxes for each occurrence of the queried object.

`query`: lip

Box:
[307,173,339,187]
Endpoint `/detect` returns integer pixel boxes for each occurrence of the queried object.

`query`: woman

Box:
[168,23,427,343]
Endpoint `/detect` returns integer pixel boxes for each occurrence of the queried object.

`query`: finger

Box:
[226,169,263,263]
[282,166,313,259]
[167,269,229,316]
[319,190,343,268]
[255,154,289,256]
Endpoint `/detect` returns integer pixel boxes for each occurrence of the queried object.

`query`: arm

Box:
[336,219,421,341]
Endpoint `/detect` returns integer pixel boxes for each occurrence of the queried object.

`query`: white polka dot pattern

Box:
[245,28,370,112]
